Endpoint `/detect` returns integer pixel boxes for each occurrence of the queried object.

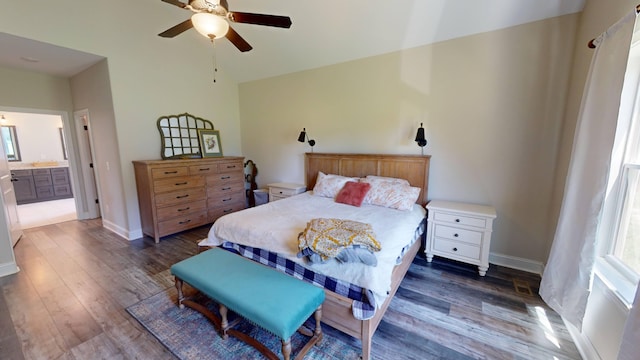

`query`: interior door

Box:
[0,133,22,246]
[73,110,101,218]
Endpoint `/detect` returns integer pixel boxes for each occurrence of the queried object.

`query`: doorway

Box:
[0,109,91,229]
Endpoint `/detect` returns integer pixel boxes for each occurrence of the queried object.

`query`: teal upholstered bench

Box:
[170,248,325,360]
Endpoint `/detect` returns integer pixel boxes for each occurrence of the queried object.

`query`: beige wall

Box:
[240,15,579,269]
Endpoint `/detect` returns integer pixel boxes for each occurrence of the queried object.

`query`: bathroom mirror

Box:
[1,125,21,162]
[157,113,214,159]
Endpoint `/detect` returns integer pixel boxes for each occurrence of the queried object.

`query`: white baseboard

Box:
[102,219,141,241]
[489,252,545,275]
[0,261,19,278]
[564,318,601,360]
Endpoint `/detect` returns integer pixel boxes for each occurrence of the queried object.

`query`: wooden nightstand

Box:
[267,182,306,202]
[425,200,496,276]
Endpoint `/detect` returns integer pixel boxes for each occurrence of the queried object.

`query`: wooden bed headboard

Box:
[305,153,431,206]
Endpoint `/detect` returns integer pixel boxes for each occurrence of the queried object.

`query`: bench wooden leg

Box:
[219,304,229,340]
[175,277,185,309]
[282,338,292,360]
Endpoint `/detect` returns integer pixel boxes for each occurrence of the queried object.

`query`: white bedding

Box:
[199,192,426,307]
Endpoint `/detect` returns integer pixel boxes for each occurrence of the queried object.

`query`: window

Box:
[597,29,640,305]
[1,125,21,162]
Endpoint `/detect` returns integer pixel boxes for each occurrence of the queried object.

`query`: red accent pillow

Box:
[335,181,372,207]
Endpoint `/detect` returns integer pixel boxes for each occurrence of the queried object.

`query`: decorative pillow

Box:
[335,181,371,207]
[361,178,421,211]
[312,172,358,198]
[365,175,410,186]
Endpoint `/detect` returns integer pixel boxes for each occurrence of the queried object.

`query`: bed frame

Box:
[304,153,431,360]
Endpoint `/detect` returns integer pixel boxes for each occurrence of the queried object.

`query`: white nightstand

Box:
[267,182,306,202]
[425,200,496,276]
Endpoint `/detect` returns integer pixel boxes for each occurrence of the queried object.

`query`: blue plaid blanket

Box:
[220,242,377,320]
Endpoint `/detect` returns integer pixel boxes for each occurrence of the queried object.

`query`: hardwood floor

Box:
[0,219,581,359]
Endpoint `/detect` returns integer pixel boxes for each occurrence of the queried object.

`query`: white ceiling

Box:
[0,0,585,83]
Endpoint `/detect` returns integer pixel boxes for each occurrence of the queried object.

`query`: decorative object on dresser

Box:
[11,167,73,205]
[156,113,214,159]
[267,182,306,202]
[132,157,245,243]
[425,200,496,276]
[197,129,223,157]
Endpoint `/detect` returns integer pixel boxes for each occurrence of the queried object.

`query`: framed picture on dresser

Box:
[198,129,223,157]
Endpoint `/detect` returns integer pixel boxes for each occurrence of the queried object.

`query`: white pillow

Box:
[365,175,410,186]
[361,177,421,211]
[312,172,359,198]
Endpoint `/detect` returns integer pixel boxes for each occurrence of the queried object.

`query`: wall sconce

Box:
[297,128,316,151]
[415,123,427,155]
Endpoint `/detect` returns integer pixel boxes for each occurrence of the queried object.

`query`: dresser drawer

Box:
[208,201,245,222]
[155,187,206,207]
[434,212,487,228]
[151,167,189,179]
[207,182,245,197]
[217,161,242,173]
[158,212,208,236]
[153,176,205,193]
[207,190,245,209]
[157,200,207,222]
[206,171,244,186]
[433,238,481,260]
[433,224,483,245]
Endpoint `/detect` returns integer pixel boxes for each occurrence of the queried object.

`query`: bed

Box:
[199,153,430,360]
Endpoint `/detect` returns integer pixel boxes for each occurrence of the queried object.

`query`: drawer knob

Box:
[179,219,192,225]
[455,218,461,223]
[176,194,189,199]
[454,233,459,237]
[199,168,210,171]
[177,207,190,212]
[223,198,232,202]
[222,187,231,191]
[165,171,178,174]
[453,247,458,252]
[221,176,231,180]
[175,181,188,186]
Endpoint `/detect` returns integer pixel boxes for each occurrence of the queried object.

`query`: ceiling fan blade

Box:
[158,19,193,38]
[226,27,253,52]
[228,12,292,28]
[161,0,187,9]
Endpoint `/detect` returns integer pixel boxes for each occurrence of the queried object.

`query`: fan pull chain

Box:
[211,38,218,83]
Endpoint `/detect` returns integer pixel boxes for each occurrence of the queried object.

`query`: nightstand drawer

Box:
[433,238,480,260]
[433,224,482,245]
[269,187,300,197]
[434,212,487,228]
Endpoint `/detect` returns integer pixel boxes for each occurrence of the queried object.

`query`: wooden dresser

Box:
[132,157,245,243]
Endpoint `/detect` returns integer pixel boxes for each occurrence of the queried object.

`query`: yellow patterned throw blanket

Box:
[298,218,381,266]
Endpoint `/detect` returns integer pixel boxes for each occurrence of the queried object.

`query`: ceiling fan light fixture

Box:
[191,12,229,39]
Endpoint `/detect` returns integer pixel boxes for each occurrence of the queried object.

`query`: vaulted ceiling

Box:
[0,0,585,83]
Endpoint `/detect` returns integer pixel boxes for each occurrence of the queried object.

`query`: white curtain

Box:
[539,10,636,329]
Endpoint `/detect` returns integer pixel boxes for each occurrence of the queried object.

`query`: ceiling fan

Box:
[159,0,292,52]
